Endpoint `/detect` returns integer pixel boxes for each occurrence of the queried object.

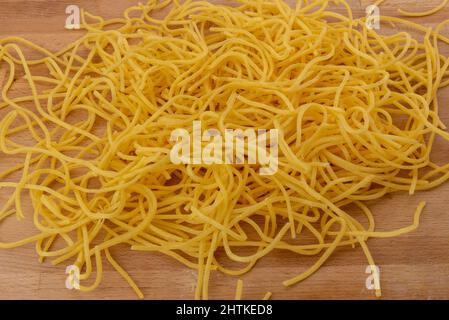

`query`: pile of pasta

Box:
[1,0,449,299]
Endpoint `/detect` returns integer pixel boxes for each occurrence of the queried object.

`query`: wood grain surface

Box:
[1,0,449,300]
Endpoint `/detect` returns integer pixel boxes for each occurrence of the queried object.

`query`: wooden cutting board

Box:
[1,0,449,300]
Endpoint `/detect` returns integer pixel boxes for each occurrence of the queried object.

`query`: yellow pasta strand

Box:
[262,292,272,300]
[399,0,448,17]
[235,279,244,300]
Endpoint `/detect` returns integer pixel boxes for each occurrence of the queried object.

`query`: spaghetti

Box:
[0,0,449,299]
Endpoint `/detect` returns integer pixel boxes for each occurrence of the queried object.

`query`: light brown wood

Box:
[1,0,449,300]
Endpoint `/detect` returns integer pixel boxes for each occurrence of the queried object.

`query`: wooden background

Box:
[1,0,449,300]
